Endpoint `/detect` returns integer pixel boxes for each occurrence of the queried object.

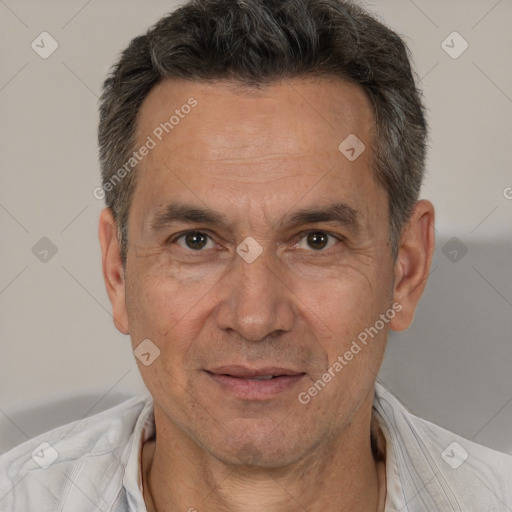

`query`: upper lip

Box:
[206,365,304,378]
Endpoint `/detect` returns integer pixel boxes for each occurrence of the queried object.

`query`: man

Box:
[1,0,511,510]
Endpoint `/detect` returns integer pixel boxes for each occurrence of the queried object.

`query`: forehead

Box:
[131,77,383,231]
[136,77,374,163]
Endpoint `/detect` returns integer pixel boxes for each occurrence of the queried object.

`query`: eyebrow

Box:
[284,203,361,233]
[150,201,362,234]
[151,203,229,232]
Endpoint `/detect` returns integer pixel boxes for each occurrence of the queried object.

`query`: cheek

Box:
[300,265,381,332]
[125,251,221,336]
[124,259,227,397]
[294,271,390,423]
[124,269,204,402]
[297,264,391,385]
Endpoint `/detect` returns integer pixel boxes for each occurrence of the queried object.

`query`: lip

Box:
[208,365,303,378]
[205,365,306,400]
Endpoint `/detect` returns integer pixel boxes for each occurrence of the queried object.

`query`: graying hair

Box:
[98,0,427,266]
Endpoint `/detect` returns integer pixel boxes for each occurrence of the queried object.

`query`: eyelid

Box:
[293,229,345,240]
[291,230,345,250]
[168,230,217,245]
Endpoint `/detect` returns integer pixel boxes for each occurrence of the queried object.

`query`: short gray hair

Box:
[98,0,427,265]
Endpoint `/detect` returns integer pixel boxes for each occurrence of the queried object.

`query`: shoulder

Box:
[374,382,512,510]
[0,394,152,512]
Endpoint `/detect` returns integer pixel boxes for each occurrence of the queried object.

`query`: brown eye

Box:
[175,231,213,250]
[294,231,339,252]
[185,232,207,249]
[306,232,329,250]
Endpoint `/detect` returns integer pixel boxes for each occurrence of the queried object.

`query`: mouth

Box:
[205,366,306,400]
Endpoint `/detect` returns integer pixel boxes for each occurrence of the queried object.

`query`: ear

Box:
[98,208,129,334]
[389,200,435,332]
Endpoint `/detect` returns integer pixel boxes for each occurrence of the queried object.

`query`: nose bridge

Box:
[216,244,294,341]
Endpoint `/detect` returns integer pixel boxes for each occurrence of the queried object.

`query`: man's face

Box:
[122,77,395,466]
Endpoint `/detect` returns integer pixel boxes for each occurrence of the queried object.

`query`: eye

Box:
[173,231,216,251]
[294,231,340,251]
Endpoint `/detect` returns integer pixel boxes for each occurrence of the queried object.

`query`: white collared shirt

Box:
[1,383,511,511]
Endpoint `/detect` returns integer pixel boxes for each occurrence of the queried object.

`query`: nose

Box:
[215,245,296,342]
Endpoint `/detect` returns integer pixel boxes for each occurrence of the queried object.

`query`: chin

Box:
[204,427,317,469]
[217,446,301,469]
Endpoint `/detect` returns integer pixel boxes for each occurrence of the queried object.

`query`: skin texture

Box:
[99,77,435,512]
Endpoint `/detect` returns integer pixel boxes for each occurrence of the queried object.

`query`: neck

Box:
[143,393,385,512]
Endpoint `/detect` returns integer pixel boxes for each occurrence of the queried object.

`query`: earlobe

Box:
[98,208,130,335]
[389,200,435,332]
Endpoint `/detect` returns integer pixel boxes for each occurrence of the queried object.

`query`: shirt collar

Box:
[123,393,155,511]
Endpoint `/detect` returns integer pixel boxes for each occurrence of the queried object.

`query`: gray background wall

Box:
[1,0,511,455]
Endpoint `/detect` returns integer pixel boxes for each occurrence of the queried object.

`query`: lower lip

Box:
[206,372,305,400]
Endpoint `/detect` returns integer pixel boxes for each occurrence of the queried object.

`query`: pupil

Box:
[186,232,207,250]
[307,232,327,250]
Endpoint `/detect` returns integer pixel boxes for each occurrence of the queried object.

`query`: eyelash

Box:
[167,230,345,254]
